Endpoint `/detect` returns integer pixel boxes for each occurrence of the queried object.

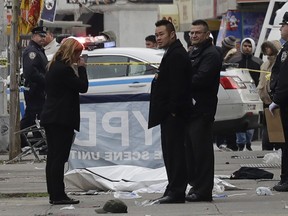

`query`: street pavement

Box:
[1,141,288,216]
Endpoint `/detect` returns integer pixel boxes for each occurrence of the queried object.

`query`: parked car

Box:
[9,46,262,134]
[79,47,262,134]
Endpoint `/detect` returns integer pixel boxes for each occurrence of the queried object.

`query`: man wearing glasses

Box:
[185,20,222,202]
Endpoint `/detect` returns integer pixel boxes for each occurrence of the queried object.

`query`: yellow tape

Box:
[85,62,160,66]
[239,68,270,74]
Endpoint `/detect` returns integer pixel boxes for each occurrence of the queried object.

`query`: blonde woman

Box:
[40,38,88,205]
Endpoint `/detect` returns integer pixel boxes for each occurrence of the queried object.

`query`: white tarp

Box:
[64,165,238,194]
[64,165,168,192]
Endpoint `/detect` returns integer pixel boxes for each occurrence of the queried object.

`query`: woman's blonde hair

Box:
[47,38,84,70]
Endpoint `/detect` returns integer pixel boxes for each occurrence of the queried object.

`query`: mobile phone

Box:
[82,54,88,63]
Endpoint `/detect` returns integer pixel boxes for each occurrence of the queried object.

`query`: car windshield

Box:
[86,55,158,79]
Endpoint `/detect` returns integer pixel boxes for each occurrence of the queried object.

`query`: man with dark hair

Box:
[228,37,263,151]
[148,19,192,204]
[145,35,157,48]
[185,19,222,202]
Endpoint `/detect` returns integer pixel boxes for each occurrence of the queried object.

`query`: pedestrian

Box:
[43,30,59,56]
[185,19,222,202]
[215,35,238,151]
[145,35,157,48]
[258,40,282,151]
[228,37,263,151]
[20,26,49,149]
[269,11,288,192]
[148,19,192,204]
[222,35,238,63]
[40,38,88,204]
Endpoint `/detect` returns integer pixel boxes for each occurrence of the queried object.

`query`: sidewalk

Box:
[1,141,288,216]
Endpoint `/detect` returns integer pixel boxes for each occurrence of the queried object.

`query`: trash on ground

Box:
[214,177,238,190]
[213,194,228,198]
[256,187,273,196]
[263,149,282,164]
[60,205,75,210]
[135,199,159,207]
[114,191,142,199]
[227,193,247,197]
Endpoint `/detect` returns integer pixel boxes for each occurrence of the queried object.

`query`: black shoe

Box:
[238,146,244,151]
[246,146,253,151]
[50,197,80,205]
[273,181,288,192]
[154,195,185,204]
[185,193,212,202]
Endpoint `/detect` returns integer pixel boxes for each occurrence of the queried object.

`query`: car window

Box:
[128,60,158,76]
[86,55,128,79]
[86,55,158,79]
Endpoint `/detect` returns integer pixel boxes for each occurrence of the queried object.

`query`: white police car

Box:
[78,47,262,134]
[10,40,262,135]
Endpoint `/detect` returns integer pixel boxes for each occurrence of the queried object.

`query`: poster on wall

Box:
[242,12,265,45]
[216,10,265,48]
[41,0,57,22]
[216,10,242,48]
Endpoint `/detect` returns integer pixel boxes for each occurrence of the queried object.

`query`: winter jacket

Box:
[228,37,263,86]
[257,40,281,104]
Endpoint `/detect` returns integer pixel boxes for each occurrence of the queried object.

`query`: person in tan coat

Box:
[258,40,282,150]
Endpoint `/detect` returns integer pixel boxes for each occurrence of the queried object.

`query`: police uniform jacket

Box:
[189,38,222,121]
[23,40,48,106]
[148,39,192,129]
[40,58,88,131]
[270,41,288,106]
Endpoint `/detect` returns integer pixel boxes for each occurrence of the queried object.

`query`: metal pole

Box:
[9,0,20,159]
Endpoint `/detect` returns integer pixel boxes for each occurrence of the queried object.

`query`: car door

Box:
[85,54,157,95]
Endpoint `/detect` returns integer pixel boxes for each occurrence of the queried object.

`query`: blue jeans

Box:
[236,129,254,146]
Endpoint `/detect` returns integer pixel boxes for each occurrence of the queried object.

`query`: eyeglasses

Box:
[189,31,206,37]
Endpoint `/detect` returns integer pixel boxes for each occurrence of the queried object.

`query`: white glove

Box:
[269,102,279,116]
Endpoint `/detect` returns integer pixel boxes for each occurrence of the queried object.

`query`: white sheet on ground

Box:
[64,165,237,193]
[64,165,168,192]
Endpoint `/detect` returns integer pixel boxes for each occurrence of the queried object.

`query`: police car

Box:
[10,37,262,135]
[77,45,262,134]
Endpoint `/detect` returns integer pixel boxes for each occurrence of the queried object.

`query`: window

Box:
[86,55,158,79]
[128,60,158,76]
[86,55,128,79]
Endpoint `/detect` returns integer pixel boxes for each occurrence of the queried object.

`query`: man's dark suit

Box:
[148,39,192,199]
[186,38,222,199]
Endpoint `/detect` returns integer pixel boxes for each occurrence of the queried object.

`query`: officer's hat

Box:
[31,26,48,36]
[280,12,288,25]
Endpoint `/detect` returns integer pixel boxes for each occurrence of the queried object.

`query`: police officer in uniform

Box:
[20,26,48,148]
[269,12,288,191]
